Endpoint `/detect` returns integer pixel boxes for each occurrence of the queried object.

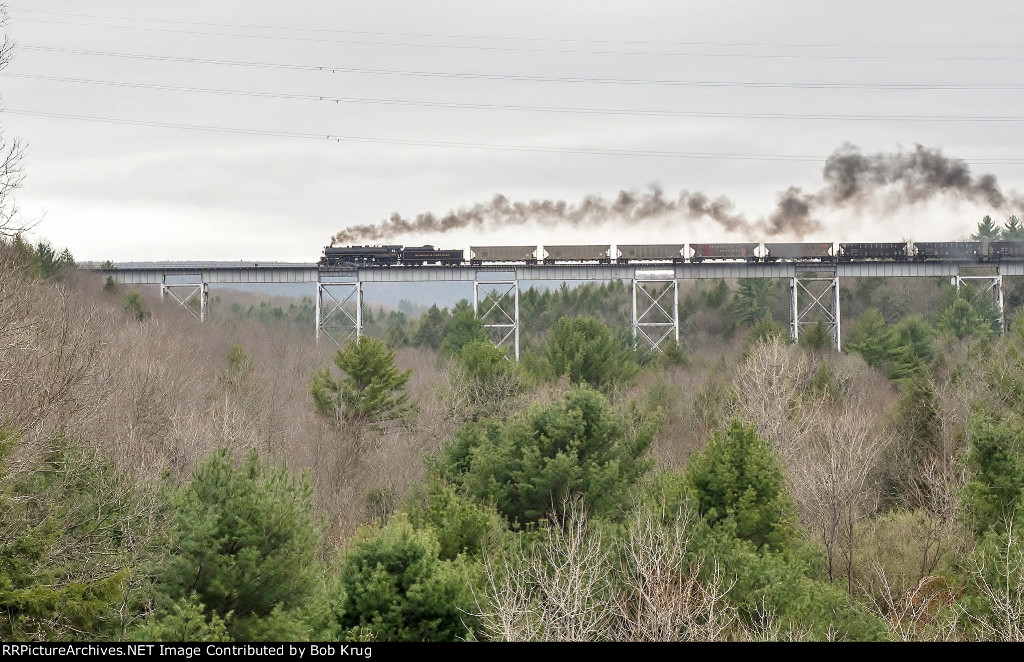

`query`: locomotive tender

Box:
[319,240,1024,268]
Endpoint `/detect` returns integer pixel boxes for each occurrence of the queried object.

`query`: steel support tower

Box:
[474,272,519,360]
[632,270,679,351]
[790,267,841,350]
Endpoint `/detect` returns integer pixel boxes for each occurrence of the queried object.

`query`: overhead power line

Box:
[11,14,1024,61]
[6,109,1024,164]
[12,7,1023,50]
[7,72,1024,122]
[17,45,1024,90]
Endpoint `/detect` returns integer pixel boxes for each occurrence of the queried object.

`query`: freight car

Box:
[400,245,464,266]
[541,245,612,264]
[470,245,538,265]
[689,243,759,263]
[615,244,686,264]
[912,241,981,262]
[763,242,833,262]
[984,241,1024,261]
[320,245,403,268]
[838,242,910,262]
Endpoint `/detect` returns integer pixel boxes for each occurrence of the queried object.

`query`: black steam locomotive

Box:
[320,245,463,268]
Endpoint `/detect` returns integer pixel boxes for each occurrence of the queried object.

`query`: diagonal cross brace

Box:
[790,276,841,350]
[632,276,679,351]
[317,280,362,346]
[474,276,519,360]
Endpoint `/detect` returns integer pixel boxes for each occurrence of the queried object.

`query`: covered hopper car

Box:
[470,245,538,265]
[689,243,759,263]
[616,244,686,263]
[541,245,612,264]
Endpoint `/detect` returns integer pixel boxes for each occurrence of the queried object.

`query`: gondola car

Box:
[541,245,612,264]
[400,245,464,266]
[615,244,686,264]
[763,242,833,262]
[689,243,759,263]
[984,241,1024,261]
[912,241,982,262]
[470,245,538,265]
[320,245,403,268]
[838,242,910,262]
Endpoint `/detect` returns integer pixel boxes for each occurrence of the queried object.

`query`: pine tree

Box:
[683,419,797,551]
[0,426,136,640]
[439,387,655,526]
[311,335,412,428]
[326,516,475,641]
[731,278,777,327]
[971,215,1002,240]
[541,316,639,389]
[146,449,321,641]
[1003,215,1024,241]
[440,300,486,356]
[845,308,898,370]
[961,414,1024,536]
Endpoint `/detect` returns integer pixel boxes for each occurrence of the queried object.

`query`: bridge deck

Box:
[80,260,1023,284]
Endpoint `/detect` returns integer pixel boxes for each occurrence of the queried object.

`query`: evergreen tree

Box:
[327,516,475,641]
[121,292,150,322]
[1003,215,1024,242]
[845,308,898,371]
[0,426,137,641]
[147,449,321,641]
[440,300,486,357]
[731,278,777,327]
[798,320,833,351]
[310,336,412,428]
[937,296,989,340]
[540,316,639,390]
[683,419,797,551]
[961,414,1024,536]
[971,215,1002,240]
[439,387,655,526]
[412,304,450,351]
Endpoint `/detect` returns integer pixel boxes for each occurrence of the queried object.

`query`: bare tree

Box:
[474,499,613,641]
[614,507,736,641]
[787,401,889,591]
[0,5,30,238]
[952,519,1024,641]
[733,338,826,454]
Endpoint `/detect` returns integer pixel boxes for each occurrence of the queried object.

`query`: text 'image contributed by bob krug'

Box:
[1,644,373,659]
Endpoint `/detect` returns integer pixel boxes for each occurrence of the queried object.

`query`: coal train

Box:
[319,240,1024,268]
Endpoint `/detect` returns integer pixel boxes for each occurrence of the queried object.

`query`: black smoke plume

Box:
[331,144,1021,245]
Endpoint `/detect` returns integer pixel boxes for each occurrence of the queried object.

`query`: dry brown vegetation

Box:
[1,254,472,542]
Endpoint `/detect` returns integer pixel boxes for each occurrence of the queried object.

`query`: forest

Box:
[4,216,1024,642]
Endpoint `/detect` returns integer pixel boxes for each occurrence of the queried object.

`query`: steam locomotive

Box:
[319,240,1024,268]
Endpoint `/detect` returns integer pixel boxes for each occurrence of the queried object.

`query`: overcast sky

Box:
[2,0,1023,261]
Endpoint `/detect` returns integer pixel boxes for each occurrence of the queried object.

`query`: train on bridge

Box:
[319,240,1024,269]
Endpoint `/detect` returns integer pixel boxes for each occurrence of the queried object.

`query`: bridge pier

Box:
[160,273,209,322]
[316,276,362,346]
[474,272,519,360]
[790,269,841,350]
[632,271,679,351]
[955,268,1005,331]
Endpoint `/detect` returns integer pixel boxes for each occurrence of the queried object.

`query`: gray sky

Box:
[3,0,1023,261]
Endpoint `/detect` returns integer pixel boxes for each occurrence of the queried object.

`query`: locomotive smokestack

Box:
[331,143,1021,245]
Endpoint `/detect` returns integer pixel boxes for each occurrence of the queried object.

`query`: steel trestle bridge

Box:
[86,260,1018,359]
